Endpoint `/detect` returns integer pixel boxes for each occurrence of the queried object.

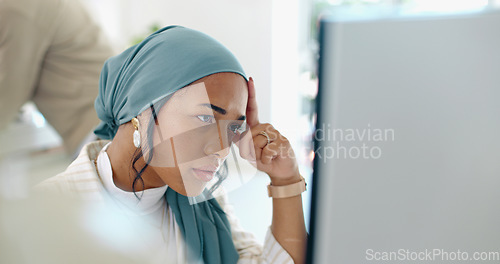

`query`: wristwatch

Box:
[267,177,307,198]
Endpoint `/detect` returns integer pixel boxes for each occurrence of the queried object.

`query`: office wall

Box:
[84,0,274,123]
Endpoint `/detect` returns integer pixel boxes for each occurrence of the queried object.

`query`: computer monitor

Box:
[308,8,500,264]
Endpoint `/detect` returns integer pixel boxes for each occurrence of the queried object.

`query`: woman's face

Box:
[139,72,248,197]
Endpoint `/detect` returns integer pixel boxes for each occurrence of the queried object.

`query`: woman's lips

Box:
[192,168,216,182]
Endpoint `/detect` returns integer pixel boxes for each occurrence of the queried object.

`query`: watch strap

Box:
[267,177,307,198]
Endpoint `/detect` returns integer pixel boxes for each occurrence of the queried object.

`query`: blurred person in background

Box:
[37,26,308,264]
[0,0,113,155]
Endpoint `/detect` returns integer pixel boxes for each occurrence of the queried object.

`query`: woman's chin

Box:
[184,183,207,197]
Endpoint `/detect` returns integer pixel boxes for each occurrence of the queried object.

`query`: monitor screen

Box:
[308,8,500,264]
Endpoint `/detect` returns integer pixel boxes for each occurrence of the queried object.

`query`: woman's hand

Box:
[239,79,307,264]
[237,77,301,185]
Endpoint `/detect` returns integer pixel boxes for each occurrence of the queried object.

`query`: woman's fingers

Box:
[246,77,260,128]
[261,142,278,164]
[238,123,281,164]
[238,77,263,164]
[236,122,299,180]
[237,129,256,164]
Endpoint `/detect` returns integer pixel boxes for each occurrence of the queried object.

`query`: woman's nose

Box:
[204,134,229,158]
[204,140,230,158]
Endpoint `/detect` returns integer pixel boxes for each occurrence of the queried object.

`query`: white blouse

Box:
[96,142,185,263]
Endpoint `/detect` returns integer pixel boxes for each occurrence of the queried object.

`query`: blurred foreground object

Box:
[0,194,149,264]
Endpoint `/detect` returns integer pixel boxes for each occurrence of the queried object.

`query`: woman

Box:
[38,26,307,264]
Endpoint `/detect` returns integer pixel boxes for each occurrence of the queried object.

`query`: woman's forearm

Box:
[270,174,308,264]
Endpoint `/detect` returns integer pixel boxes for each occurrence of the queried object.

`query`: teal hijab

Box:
[94,25,246,139]
[94,26,244,263]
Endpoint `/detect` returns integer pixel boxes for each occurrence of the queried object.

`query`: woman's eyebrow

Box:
[199,103,246,120]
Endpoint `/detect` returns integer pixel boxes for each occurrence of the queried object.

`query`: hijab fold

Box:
[166,188,239,263]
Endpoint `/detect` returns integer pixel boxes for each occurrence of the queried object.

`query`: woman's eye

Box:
[229,125,240,133]
[197,115,215,124]
[228,122,246,134]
